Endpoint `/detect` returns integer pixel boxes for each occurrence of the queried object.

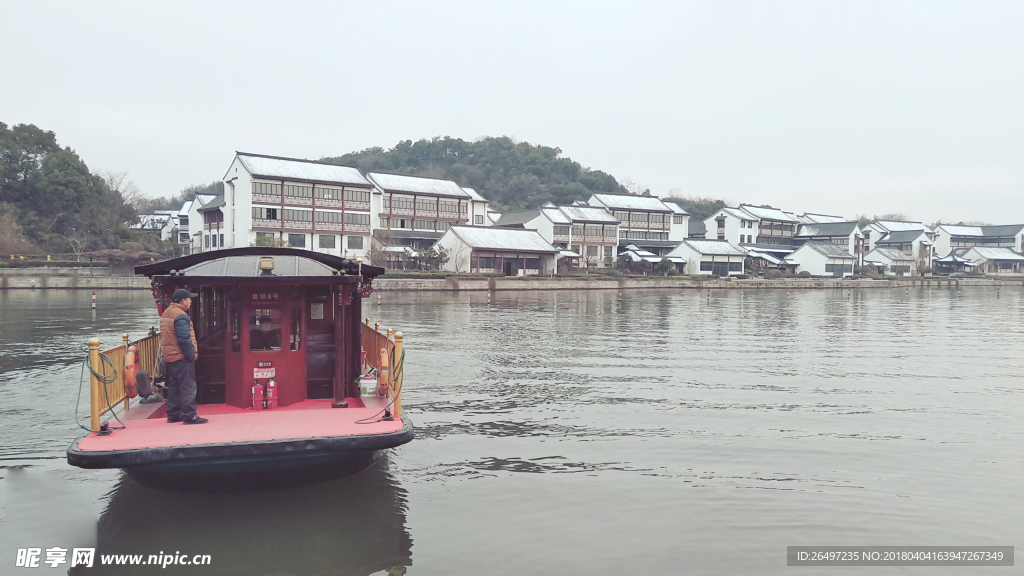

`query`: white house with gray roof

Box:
[932,224,1024,259]
[788,241,856,277]
[665,239,747,276]
[369,172,476,260]
[435,225,559,275]
[494,202,619,267]
[957,246,1024,275]
[588,193,688,255]
[864,247,915,276]
[222,152,375,260]
[795,221,864,264]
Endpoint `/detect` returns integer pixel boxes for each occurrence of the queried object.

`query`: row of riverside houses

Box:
[134,152,1024,276]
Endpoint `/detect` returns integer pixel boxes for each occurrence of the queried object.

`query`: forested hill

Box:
[321,137,630,211]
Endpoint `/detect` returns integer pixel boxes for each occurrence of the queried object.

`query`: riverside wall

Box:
[2,269,1020,292]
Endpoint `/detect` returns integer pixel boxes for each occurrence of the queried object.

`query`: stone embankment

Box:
[2,268,1020,292]
[374,276,1020,291]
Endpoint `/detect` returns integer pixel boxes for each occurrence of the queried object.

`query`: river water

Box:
[1,287,1022,575]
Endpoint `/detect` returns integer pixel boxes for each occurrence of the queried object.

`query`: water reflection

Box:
[75,459,412,575]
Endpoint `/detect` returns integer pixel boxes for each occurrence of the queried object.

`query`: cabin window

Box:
[284,184,313,198]
[475,215,484,225]
[250,308,282,351]
[604,246,613,259]
[674,215,684,224]
[344,213,370,225]
[700,262,713,272]
[252,207,278,220]
[478,257,496,269]
[605,226,617,238]
[344,188,370,203]
[252,182,279,196]
[319,235,336,249]
[729,262,742,272]
[220,234,224,247]
[524,258,541,270]
[554,225,570,236]
[613,211,628,222]
[348,236,363,249]
[288,234,305,248]
[211,234,217,248]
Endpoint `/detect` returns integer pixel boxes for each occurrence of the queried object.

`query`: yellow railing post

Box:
[122,333,130,410]
[88,338,101,432]
[393,331,403,419]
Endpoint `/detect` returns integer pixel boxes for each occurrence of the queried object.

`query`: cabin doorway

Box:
[713,262,729,277]
[503,259,517,276]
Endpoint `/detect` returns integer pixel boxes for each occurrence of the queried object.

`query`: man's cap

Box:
[171,289,198,302]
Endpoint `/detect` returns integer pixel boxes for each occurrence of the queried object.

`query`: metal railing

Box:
[362,320,404,419]
[87,331,160,432]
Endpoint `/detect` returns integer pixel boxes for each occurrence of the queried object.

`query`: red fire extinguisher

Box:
[266,378,277,410]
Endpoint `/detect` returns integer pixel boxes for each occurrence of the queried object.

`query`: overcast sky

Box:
[2,1,1021,224]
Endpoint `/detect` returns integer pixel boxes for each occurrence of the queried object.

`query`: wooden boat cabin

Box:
[137,247,382,409]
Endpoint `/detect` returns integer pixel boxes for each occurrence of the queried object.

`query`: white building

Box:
[493,202,620,268]
[797,212,846,224]
[588,194,688,255]
[788,241,856,277]
[864,247,915,276]
[931,224,1024,259]
[369,172,483,267]
[665,239,747,276]
[221,152,376,260]
[463,188,493,227]
[859,220,933,253]
[435,225,559,275]
[956,247,1024,275]
[873,229,933,273]
[794,221,864,265]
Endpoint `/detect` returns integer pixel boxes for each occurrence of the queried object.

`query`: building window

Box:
[604,225,617,238]
[572,225,584,237]
[348,236,364,250]
[414,220,435,230]
[256,232,274,240]
[315,211,343,223]
[438,221,451,231]
[389,197,414,210]
[554,225,570,236]
[475,215,484,225]
[319,235,336,249]
[651,214,664,225]
[524,258,541,270]
[179,233,189,242]
[631,212,648,223]
[604,246,612,259]
[345,213,369,225]
[700,261,712,272]
[439,200,460,213]
[316,187,343,200]
[586,245,599,256]
[478,257,496,269]
[728,262,742,272]
[284,184,312,198]
[585,224,602,237]
[673,215,683,224]
[614,211,628,222]
[211,234,217,248]
[283,209,312,222]
[179,216,189,226]
[220,234,224,247]
[344,189,370,203]
[204,235,210,249]
[415,198,437,212]
[252,182,279,196]
[252,207,279,220]
[288,234,305,247]
[379,217,390,228]
[394,219,412,230]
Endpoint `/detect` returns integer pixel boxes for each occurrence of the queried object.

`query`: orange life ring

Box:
[124,345,139,398]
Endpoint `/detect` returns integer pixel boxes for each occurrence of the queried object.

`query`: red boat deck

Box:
[77,398,404,453]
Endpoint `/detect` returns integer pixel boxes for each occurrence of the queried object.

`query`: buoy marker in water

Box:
[487,289,491,304]
[91,290,96,309]
[377,292,381,305]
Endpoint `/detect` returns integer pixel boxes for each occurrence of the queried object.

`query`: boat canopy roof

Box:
[136,247,385,285]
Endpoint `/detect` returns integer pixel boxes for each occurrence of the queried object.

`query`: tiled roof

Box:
[737,204,799,223]
[367,173,469,198]
[799,241,856,259]
[591,193,673,213]
[966,247,1024,261]
[494,210,542,227]
[675,239,748,256]
[878,230,928,244]
[796,222,859,237]
[236,152,370,187]
[557,206,619,223]
[866,247,913,262]
[462,187,487,202]
[448,226,559,253]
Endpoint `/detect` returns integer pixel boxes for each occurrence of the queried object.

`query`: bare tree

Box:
[449,243,469,272]
[67,233,90,262]
[102,170,146,213]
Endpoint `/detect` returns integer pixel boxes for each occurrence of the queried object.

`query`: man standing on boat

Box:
[160,289,208,425]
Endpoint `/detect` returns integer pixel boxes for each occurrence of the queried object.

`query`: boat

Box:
[66,247,412,491]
